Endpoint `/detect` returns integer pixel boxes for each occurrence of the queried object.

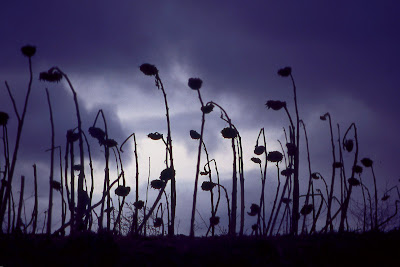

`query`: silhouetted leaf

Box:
[251,157,261,164]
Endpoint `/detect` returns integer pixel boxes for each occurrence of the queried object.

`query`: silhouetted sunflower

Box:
[21,45,36,57]
[343,139,354,152]
[147,132,163,140]
[277,66,292,77]
[66,130,79,143]
[251,157,261,164]
[188,78,203,90]
[88,127,106,143]
[267,151,283,163]
[381,194,390,201]
[254,145,266,155]
[51,181,61,192]
[353,165,363,174]
[361,158,373,167]
[160,167,175,181]
[190,130,201,140]
[39,68,62,83]
[300,204,313,215]
[282,198,292,204]
[151,179,165,190]
[104,139,118,148]
[154,217,163,228]
[201,103,214,114]
[333,162,343,168]
[201,181,216,191]
[133,200,144,209]
[209,216,220,226]
[348,177,360,186]
[286,143,296,156]
[248,203,260,216]
[0,112,9,126]
[221,127,237,139]
[265,100,286,111]
[115,185,131,197]
[139,63,158,76]
[281,168,294,177]
[311,173,320,180]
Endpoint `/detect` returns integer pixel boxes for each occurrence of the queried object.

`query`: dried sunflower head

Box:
[115,185,131,197]
[160,168,175,181]
[277,66,292,77]
[221,127,238,139]
[251,157,261,164]
[188,78,203,90]
[209,216,220,226]
[300,204,313,215]
[147,132,163,140]
[21,45,36,57]
[361,158,373,168]
[151,179,166,190]
[0,112,9,126]
[153,217,163,228]
[190,130,201,140]
[267,151,283,163]
[39,68,63,83]
[265,100,286,111]
[133,200,144,209]
[201,103,214,114]
[343,139,354,152]
[139,63,158,76]
[348,177,361,186]
[247,203,260,216]
[201,181,216,191]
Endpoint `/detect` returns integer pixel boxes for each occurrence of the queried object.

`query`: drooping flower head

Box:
[381,194,390,201]
[115,185,131,197]
[88,127,106,144]
[21,45,36,57]
[147,132,163,140]
[311,172,320,180]
[251,157,261,164]
[352,165,363,174]
[188,78,203,90]
[277,66,292,77]
[201,181,216,191]
[160,167,175,181]
[254,145,266,155]
[361,158,373,168]
[154,217,163,228]
[104,139,118,148]
[286,143,296,156]
[247,203,260,216]
[348,177,361,186]
[189,130,201,140]
[201,103,214,114]
[39,68,63,83]
[51,181,61,192]
[221,127,238,139]
[267,151,283,163]
[343,139,354,152]
[0,112,9,126]
[66,130,79,143]
[209,216,220,226]
[139,63,158,76]
[151,179,166,190]
[281,168,294,177]
[265,100,286,111]
[300,204,313,215]
[133,200,144,209]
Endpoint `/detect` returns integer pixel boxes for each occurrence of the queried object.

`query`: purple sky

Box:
[1,1,400,235]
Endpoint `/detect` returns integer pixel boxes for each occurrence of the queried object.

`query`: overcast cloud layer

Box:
[1,0,400,235]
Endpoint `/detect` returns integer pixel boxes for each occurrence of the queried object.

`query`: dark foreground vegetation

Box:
[1,230,400,266]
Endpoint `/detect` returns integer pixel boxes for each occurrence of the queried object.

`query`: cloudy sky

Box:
[1,0,400,235]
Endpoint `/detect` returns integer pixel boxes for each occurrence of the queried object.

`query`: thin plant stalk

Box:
[266,163,281,234]
[32,164,38,234]
[15,176,25,232]
[46,89,55,235]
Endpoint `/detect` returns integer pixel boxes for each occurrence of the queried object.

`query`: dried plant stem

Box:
[46,89,55,235]
[15,176,25,232]
[32,164,38,234]
[266,163,281,234]
[0,55,34,228]
[190,89,206,238]
[370,165,378,230]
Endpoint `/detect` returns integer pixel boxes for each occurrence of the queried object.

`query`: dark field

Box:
[1,230,399,266]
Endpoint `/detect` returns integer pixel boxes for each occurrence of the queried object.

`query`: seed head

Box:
[353,165,363,174]
[251,157,261,164]
[361,158,373,168]
[190,130,201,140]
[0,112,9,126]
[221,127,238,139]
[154,217,163,228]
[201,103,214,114]
[115,185,131,197]
[51,181,61,192]
[139,63,158,76]
[147,132,163,140]
[300,204,313,215]
[247,204,260,216]
[133,200,144,209]
[188,78,203,90]
[311,173,320,180]
[277,66,292,77]
[348,177,361,186]
[39,68,63,83]
[151,179,165,190]
[201,181,216,191]
[209,216,220,226]
[265,100,286,111]
[66,130,79,143]
[21,45,36,57]
[88,127,106,144]
[254,145,265,155]
[281,168,294,177]
[343,139,354,152]
[267,151,283,163]
[104,139,118,148]
[160,167,175,181]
